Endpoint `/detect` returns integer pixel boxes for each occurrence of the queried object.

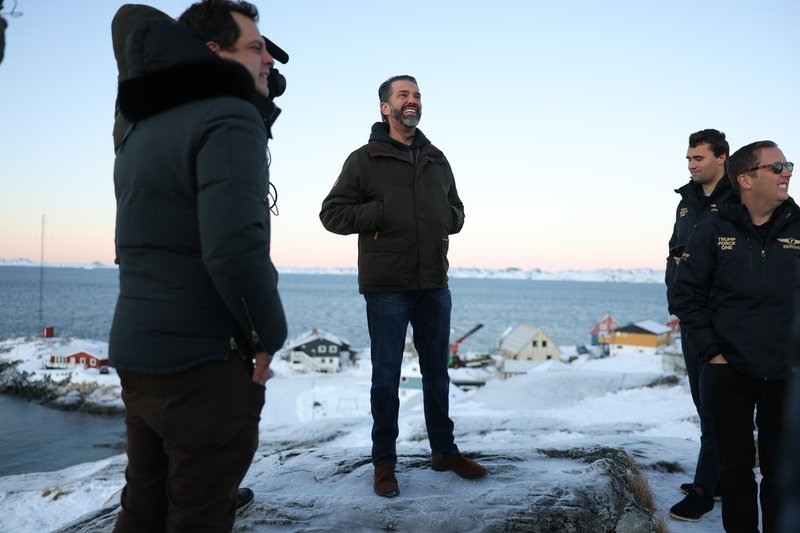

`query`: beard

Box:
[391,104,421,128]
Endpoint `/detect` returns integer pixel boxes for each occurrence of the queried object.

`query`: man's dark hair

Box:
[726,140,778,194]
[688,129,729,158]
[378,75,417,122]
[0,0,9,66]
[178,0,258,51]
[0,15,6,65]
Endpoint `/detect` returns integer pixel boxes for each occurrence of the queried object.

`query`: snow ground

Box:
[0,338,727,532]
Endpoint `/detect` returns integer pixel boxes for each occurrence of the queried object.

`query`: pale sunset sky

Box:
[1,0,798,271]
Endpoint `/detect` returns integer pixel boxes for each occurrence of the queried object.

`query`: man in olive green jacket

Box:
[320,75,486,499]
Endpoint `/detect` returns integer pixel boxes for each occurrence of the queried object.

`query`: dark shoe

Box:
[235,487,254,515]
[680,482,722,501]
[431,453,487,480]
[374,464,399,498]
[670,490,714,521]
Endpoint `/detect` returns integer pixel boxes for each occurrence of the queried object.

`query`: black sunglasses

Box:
[747,161,794,174]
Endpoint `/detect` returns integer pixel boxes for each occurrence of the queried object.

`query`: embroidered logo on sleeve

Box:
[717,237,736,251]
[679,207,688,218]
[777,237,800,250]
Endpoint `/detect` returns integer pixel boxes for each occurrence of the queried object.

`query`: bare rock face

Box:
[0,361,122,414]
[54,446,657,533]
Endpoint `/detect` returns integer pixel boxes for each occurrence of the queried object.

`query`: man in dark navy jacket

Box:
[670,140,798,532]
[666,129,736,521]
[110,2,286,531]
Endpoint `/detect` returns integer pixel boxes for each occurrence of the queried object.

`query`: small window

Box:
[318,345,327,354]
[329,345,338,353]
[542,340,548,347]
[532,340,538,347]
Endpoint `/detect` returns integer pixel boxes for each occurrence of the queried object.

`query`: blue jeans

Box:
[364,289,458,465]
[682,330,719,495]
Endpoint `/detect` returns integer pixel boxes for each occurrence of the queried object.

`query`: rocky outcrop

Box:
[0,363,123,414]
[53,446,660,533]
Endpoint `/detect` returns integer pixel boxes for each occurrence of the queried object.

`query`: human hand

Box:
[252,352,273,385]
[709,354,728,364]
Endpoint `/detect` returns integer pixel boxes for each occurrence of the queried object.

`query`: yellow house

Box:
[602,320,673,355]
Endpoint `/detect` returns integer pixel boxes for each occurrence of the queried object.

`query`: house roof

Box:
[285,328,350,350]
[634,320,672,334]
[589,314,620,335]
[498,324,552,353]
[615,320,672,335]
[66,351,103,359]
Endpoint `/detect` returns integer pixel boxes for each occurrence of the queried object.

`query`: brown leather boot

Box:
[431,453,487,479]
[374,464,399,497]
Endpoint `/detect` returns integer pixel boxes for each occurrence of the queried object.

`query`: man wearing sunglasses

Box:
[670,141,798,532]
[666,129,736,521]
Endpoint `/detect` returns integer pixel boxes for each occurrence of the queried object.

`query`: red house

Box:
[47,352,109,370]
[590,314,620,345]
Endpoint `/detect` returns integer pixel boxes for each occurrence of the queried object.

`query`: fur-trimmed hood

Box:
[117,18,254,122]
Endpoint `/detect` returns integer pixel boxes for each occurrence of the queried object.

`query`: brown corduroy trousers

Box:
[113,355,264,533]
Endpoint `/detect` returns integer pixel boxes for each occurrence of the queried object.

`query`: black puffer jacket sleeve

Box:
[668,220,725,361]
[197,100,287,355]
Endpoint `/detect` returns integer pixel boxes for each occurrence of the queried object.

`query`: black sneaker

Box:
[235,487,255,515]
[670,491,714,521]
[680,482,722,501]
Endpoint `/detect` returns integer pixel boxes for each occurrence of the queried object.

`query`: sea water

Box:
[0,266,669,475]
[0,266,668,350]
[0,394,126,476]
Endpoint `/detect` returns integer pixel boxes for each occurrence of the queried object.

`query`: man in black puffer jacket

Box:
[320,75,486,499]
[110,2,286,531]
[670,140,798,533]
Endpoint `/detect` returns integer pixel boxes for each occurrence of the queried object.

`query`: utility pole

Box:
[38,214,45,335]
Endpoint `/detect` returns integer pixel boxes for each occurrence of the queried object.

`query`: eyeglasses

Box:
[747,161,794,174]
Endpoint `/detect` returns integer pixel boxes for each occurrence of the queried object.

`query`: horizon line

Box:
[0,259,666,274]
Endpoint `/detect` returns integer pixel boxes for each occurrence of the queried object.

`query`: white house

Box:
[281,328,352,373]
[496,324,562,362]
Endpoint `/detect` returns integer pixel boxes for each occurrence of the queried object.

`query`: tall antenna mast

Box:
[38,214,46,334]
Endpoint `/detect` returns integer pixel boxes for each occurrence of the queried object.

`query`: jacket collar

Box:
[675,174,734,201]
[722,196,799,227]
[368,121,432,151]
[117,19,255,122]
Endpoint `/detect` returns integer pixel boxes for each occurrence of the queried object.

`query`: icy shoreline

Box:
[0,260,665,284]
[0,337,123,414]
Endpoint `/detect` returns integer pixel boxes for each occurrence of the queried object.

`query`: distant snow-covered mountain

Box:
[0,259,664,284]
[277,266,665,284]
[0,258,110,269]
